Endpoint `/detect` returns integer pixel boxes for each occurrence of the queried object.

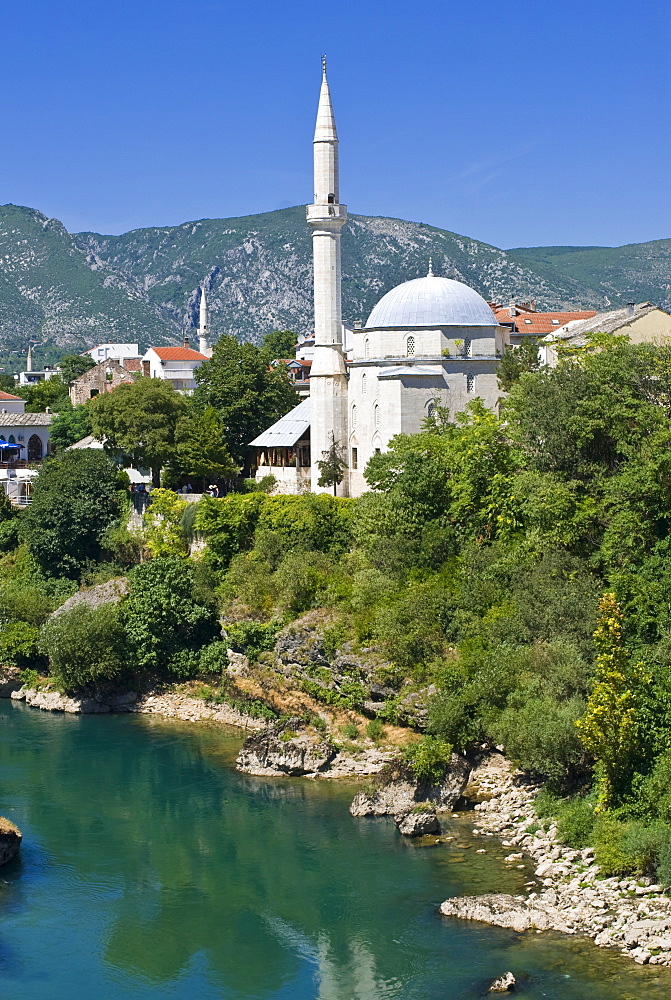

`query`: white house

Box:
[0,390,52,504]
[84,343,141,363]
[142,344,209,393]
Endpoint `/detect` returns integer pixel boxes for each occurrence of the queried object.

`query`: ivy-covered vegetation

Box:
[5,335,671,880]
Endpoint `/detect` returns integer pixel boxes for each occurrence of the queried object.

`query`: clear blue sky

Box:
[1,0,668,248]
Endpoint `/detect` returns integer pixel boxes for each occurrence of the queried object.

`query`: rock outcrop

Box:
[0,817,22,865]
[395,808,440,837]
[440,893,572,934]
[350,754,470,819]
[0,666,22,697]
[11,686,137,714]
[489,972,516,992]
[236,721,337,776]
[51,577,130,617]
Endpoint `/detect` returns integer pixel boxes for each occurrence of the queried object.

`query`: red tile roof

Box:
[493,307,597,336]
[122,358,142,372]
[150,347,208,361]
[0,390,22,401]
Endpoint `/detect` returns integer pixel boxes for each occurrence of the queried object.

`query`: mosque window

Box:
[374,403,380,427]
[406,336,415,356]
[362,373,367,394]
[327,193,335,204]
[351,404,357,428]
[351,447,358,469]
[364,338,370,359]
[463,338,472,357]
[427,401,436,420]
[467,373,475,393]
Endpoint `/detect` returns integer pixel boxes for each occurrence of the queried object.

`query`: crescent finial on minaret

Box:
[322,53,327,75]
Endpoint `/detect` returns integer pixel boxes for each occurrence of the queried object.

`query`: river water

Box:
[1,701,671,999]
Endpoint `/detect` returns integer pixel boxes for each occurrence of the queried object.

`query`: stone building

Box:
[541,302,671,366]
[69,360,136,406]
[250,63,504,497]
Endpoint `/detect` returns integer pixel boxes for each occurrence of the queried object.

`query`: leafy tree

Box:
[50,404,93,451]
[40,603,127,691]
[576,593,652,808]
[261,330,298,359]
[317,433,347,495]
[143,488,189,558]
[194,335,297,469]
[89,377,188,485]
[174,405,238,489]
[497,338,543,391]
[121,557,219,673]
[0,373,18,394]
[18,376,70,413]
[59,353,96,383]
[21,451,124,577]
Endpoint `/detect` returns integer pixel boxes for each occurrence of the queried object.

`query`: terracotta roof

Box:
[494,307,597,336]
[150,347,208,361]
[0,390,22,401]
[122,358,142,371]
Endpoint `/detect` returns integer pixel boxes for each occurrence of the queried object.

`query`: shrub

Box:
[0,519,20,554]
[199,641,231,675]
[403,735,453,784]
[342,722,360,740]
[143,489,189,558]
[0,621,40,667]
[366,719,384,742]
[557,798,596,848]
[225,620,279,661]
[121,557,219,672]
[592,814,637,877]
[494,694,587,792]
[40,603,127,691]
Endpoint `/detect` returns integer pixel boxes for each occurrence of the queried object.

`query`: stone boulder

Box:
[0,666,22,698]
[10,687,137,714]
[489,972,516,992]
[350,754,470,818]
[236,720,337,776]
[395,808,440,837]
[51,577,130,617]
[0,817,22,865]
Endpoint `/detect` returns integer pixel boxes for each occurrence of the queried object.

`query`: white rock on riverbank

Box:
[440,754,671,967]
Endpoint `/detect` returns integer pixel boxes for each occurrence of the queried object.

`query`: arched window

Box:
[364,338,370,359]
[362,373,367,394]
[374,403,380,427]
[406,336,415,356]
[351,404,357,429]
[466,373,475,393]
[7,435,15,444]
[464,338,472,358]
[27,434,43,461]
[427,401,436,420]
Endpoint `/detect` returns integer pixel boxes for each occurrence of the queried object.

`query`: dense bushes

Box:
[40,604,127,691]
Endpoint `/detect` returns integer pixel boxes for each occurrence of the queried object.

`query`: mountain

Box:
[0,202,669,363]
[506,241,671,311]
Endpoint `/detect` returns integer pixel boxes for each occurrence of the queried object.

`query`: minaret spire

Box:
[307,59,348,495]
[198,283,211,357]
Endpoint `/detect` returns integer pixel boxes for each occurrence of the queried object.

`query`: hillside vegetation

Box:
[1,201,669,364]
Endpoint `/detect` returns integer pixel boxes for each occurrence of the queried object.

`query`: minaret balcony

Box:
[306,203,348,227]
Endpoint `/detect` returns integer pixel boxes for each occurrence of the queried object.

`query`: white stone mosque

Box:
[251,61,504,497]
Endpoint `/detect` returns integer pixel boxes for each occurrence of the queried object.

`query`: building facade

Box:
[251,65,504,498]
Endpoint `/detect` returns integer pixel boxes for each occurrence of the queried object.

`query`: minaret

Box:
[307,57,348,495]
[198,284,211,357]
[26,344,33,373]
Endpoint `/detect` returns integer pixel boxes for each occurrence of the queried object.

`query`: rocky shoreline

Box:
[439,755,671,967]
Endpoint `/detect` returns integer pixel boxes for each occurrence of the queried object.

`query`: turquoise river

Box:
[2,699,671,999]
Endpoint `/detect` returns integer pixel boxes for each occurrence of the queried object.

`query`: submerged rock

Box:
[0,817,22,865]
[489,971,516,992]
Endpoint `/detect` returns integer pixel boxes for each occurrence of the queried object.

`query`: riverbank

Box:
[440,755,671,967]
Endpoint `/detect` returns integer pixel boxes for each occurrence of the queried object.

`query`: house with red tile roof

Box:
[491,302,597,347]
[142,341,209,393]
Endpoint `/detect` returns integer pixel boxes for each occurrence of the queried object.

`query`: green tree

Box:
[174,405,238,489]
[497,338,543,391]
[261,330,298,359]
[143,488,189,558]
[0,374,18,394]
[89,377,188,485]
[316,433,347,495]
[18,376,70,413]
[194,335,297,470]
[40,603,127,691]
[576,593,651,808]
[21,451,124,577]
[59,353,96,383]
[121,557,219,673]
[50,404,93,451]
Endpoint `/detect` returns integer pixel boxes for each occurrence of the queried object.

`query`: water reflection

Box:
[2,702,671,999]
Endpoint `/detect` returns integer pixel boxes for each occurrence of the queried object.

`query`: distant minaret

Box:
[26,344,33,373]
[198,284,211,357]
[307,57,348,495]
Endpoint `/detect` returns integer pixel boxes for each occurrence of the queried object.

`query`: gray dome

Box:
[366,275,496,328]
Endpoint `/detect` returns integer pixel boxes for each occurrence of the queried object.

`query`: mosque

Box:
[250,62,504,498]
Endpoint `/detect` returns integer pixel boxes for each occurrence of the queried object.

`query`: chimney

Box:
[183,336,190,349]
[509,301,517,318]
[354,320,362,329]
[626,302,635,318]
[530,299,535,311]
